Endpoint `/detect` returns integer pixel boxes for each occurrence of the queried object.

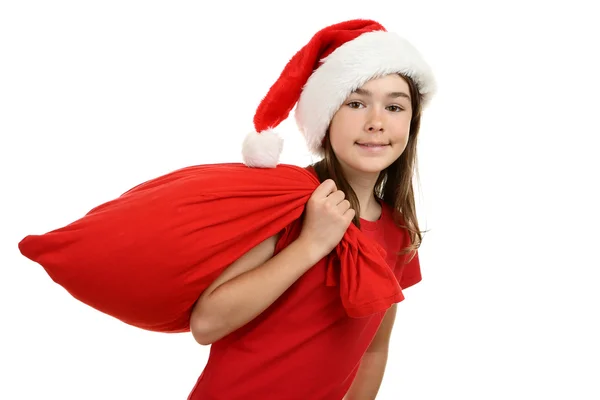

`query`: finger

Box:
[313,179,337,198]
[343,208,356,225]
[337,199,351,213]
[326,190,346,206]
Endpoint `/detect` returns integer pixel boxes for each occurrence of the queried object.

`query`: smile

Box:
[355,143,390,153]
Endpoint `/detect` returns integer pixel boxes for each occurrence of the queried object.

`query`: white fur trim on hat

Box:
[294,31,437,156]
[241,129,283,168]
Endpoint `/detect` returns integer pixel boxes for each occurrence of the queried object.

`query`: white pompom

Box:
[241,129,283,168]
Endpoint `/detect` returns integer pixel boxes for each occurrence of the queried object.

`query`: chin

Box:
[348,160,394,175]
[336,149,399,175]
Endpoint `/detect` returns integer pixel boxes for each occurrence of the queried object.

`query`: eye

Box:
[387,105,404,112]
[347,101,364,109]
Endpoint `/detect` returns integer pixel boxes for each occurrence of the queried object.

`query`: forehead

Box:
[359,74,410,92]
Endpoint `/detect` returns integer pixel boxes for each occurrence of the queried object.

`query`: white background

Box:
[1,1,599,399]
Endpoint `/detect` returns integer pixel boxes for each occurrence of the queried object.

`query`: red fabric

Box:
[361,206,422,290]
[187,200,420,400]
[17,163,403,333]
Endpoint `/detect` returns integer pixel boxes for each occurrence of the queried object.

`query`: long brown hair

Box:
[311,73,424,259]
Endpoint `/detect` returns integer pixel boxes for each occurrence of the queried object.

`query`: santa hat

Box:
[242,19,437,168]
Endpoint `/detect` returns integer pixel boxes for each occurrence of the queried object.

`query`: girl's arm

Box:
[190,234,320,345]
[344,304,398,399]
[190,179,355,345]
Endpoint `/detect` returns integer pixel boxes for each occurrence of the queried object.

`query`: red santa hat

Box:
[242,19,437,168]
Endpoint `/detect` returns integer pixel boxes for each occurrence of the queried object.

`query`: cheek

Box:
[328,128,347,154]
[328,120,354,149]
[391,118,412,143]
[330,108,361,131]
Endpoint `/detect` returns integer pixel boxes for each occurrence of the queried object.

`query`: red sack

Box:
[18,163,403,333]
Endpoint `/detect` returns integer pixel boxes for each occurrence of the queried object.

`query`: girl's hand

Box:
[298,179,355,262]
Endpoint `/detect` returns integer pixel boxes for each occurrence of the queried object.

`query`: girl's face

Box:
[328,74,412,179]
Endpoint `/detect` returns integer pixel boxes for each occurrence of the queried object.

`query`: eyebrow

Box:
[353,88,411,100]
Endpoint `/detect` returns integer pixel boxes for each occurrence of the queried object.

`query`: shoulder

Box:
[381,203,411,240]
[380,202,404,235]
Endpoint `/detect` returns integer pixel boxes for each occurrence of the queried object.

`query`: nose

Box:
[365,110,384,133]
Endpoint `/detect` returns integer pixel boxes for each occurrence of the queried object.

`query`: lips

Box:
[355,142,390,154]
[356,142,389,147]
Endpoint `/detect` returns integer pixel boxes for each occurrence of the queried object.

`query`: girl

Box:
[188,19,436,399]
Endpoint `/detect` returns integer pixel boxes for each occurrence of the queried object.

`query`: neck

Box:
[346,171,381,220]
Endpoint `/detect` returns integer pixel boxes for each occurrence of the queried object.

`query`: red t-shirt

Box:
[187,200,421,400]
